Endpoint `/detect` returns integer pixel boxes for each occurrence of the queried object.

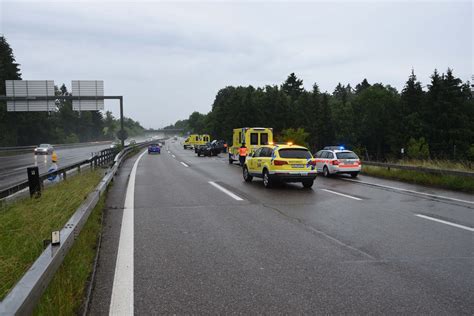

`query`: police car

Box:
[243,143,317,188]
[314,146,361,178]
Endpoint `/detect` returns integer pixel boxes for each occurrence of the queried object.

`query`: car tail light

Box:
[332,160,340,165]
[308,160,317,166]
[273,160,288,166]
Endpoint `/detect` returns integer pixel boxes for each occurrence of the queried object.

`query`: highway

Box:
[89,138,473,314]
[0,143,112,191]
[0,137,158,192]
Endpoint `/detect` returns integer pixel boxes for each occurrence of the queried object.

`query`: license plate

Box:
[300,172,308,176]
[292,164,304,168]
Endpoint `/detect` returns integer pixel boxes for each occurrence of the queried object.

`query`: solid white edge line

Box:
[180,161,189,167]
[209,181,244,201]
[415,214,474,232]
[109,149,147,315]
[172,154,176,158]
[321,188,362,201]
[342,178,474,205]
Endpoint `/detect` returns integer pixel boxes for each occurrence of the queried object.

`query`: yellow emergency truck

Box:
[184,134,212,149]
[183,134,200,149]
[228,127,273,164]
[197,134,211,146]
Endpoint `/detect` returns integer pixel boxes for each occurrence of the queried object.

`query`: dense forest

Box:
[0,36,145,146]
[167,71,473,161]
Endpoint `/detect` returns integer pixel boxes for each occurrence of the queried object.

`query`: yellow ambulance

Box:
[183,134,200,149]
[228,127,273,164]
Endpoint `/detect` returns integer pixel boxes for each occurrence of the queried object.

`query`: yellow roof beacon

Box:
[228,127,273,164]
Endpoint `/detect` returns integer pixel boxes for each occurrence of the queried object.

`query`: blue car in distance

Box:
[148,143,161,154]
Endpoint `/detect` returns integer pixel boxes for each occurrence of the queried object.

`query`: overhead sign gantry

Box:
[1,80,127,146]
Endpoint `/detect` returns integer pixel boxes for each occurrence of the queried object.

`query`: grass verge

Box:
[0,169,103,301]
[362,165,474,193]
[33,193,105,315]
[391,159,473,172]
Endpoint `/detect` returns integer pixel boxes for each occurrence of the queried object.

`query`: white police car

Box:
[314,146,361,178]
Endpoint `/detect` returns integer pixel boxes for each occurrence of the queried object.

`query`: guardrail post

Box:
[62,171,67,180]
[27,167,41,198]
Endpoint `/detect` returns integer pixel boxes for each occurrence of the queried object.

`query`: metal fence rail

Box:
[0,140,159,315]
[362,161,474,178]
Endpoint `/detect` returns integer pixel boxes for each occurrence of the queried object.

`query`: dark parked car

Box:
[196,140,226,157]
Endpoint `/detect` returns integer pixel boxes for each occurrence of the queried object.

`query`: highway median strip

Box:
[0,169,103,302]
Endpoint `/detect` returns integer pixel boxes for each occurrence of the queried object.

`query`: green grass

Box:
[0,170,103,301]
[362,165,474,193]
[33,193,105,315]
[389,159,473,172]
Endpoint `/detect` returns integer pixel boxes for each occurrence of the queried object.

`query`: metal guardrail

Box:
[0,140,159,315]
[0,148,117,200]
[362,161,474,178]
[0,140,113,155]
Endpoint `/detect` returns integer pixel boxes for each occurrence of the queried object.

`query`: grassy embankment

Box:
[0,169,104,314]
[361,159,474,193]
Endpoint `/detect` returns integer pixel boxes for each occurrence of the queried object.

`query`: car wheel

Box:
[263,169,273,188]
[243,166,253,182]
[350,172,359,178]
[197,152,201,157]
[323,166,330,177]
[302,179,314,188]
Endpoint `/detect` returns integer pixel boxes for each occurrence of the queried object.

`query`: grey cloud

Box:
[1,0,471,128]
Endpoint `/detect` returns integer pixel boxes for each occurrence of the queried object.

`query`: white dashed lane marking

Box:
[209,181,244,201]
[415,214,474,232]
[321,188,362,201]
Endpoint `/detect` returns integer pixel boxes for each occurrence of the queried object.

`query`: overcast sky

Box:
[1,0,472,128]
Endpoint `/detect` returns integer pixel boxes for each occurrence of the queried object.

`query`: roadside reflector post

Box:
[51,231,60,246]
[27,166,41,198]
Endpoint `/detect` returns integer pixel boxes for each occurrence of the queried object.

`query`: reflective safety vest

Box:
[239,147,247,156]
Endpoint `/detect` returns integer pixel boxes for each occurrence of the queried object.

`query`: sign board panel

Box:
[72,80,104,111]
[6,80,56,111]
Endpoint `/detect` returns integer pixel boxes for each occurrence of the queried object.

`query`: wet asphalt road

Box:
[0,137,156,192]
[0,143,112,191]
[89,139,474,314]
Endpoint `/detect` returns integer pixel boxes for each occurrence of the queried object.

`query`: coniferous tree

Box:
[282,73,304,100]
[0,36,22,145]
[400,69,425,144]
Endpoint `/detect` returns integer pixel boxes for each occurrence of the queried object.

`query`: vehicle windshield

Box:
[336,152,359,159]
[39,144,49,147]
[278,148,312,159]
